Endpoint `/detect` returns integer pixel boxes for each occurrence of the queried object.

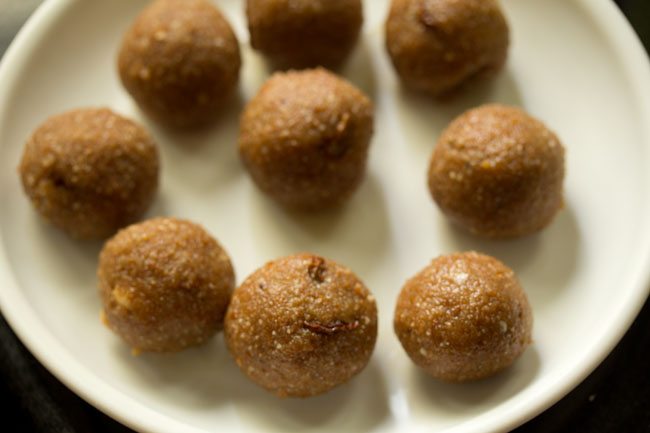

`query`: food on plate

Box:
[385,0,509,97]
[98,217,235,353]
[118,0,241,128]
[394,251,533,382]
[428,104,565,238]
[239,68,374,210]
[18,108,159,239]
[246,0,363,69]
[224,253,377,397]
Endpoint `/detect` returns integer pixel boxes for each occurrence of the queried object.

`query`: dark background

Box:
[1,1,649,432]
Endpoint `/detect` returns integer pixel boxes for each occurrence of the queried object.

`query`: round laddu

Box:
[428,104,565,238]
[18,108,159,240]
[118,0,241,129]
[385,0,509,97]
[98,218,235,353]
[224,253,378,397]
[246,0,363,70]
[394,251,533,382]
[239,68,374,211]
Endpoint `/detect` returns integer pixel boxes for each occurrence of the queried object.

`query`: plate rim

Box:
[1,0,650,432]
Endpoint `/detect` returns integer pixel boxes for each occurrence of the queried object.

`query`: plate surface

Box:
[1,0,650,432]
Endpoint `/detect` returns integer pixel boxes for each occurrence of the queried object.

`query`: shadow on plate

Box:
[394,68,524,155]
[113,337,390,432]
[141,90,246,194]
[340,36,377,100]
[410,345,541,414]
[247,171,391,279]
[141,188,170,220]
[32,215,104,290]
[248,36,377,100]
[437,203,581,309]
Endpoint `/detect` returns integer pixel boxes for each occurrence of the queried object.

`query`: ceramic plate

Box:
[1,0,650,432]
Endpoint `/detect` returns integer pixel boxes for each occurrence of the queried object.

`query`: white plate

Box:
[1,0,650,432]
